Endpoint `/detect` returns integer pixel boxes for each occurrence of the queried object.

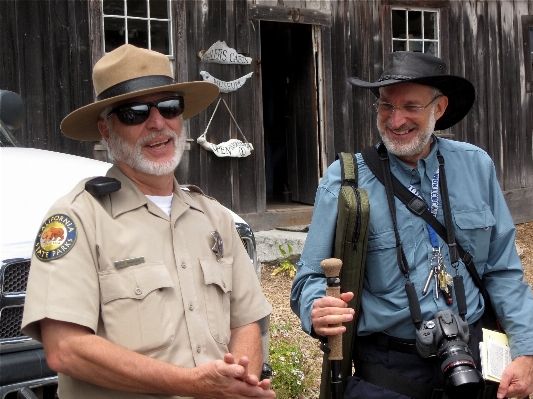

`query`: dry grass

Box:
[261,222,533,399]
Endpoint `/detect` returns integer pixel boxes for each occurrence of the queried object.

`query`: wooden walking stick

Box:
[321,258,343,399]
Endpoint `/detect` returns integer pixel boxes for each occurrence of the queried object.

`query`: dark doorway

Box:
[260,21,319,206]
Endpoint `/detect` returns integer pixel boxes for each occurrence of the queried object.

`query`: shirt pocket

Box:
[199,257,232,344]
[365,227,414,295]
[98,262,178,354]
[453,208,496,264]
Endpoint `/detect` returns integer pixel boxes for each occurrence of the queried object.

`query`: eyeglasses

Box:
[108,96,184,125]
[373,95,442,115]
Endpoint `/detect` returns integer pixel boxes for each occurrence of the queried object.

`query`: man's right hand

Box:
[311,292,355,337]
[193,358,275,398]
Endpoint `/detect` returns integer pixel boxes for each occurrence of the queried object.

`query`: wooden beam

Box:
[249,4,331,26]
[239,206,313,232]
[504,188,533,225]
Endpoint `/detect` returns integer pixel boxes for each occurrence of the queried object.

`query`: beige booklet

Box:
[479,328,512,382]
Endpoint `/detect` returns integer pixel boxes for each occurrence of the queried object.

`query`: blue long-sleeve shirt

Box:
[290,137,533,359]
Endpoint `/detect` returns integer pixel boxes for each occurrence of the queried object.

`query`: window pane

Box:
[392,10,406,38]
[424,12,437,40]
[393,40,407,52]
[410,40,423,52]
[127,0,147,18]
[104,17,126,52]
[151,20,169,54]
[103,0,124,15]
[408,11,422,39]
[150,0,168,19]
[424,42,437,56]
[128,18,149,48]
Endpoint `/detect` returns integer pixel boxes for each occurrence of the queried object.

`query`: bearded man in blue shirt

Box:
[290,51,533,399]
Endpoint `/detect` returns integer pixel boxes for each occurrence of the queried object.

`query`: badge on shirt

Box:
[211,230,224,260]
[34,214,77,261]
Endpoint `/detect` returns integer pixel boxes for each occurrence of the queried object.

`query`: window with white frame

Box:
[102,0,172,56]
[392,8,439,57]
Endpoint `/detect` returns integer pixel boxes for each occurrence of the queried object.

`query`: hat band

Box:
[377,74,412,82]
[96,75,176,101]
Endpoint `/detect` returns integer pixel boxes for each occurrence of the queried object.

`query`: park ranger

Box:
[22,44,274,399]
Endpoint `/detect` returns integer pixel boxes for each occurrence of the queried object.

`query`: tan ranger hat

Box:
[61,44,219,141]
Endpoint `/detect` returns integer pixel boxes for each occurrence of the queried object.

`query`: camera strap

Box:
[361,144,500,330]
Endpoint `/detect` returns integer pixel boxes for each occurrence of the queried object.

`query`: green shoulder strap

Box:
[319,152,370,399]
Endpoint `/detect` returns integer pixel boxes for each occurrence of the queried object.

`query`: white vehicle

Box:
[0,90,268,399]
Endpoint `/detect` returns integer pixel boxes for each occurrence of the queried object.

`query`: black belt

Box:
[359,332,420,355]
[355,334,444,399]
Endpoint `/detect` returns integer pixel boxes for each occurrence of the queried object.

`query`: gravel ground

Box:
[261,221,533,399]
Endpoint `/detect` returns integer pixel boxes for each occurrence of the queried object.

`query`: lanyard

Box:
[407,169,440,249]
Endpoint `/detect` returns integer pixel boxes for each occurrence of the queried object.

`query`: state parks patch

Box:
[34,214,77,261]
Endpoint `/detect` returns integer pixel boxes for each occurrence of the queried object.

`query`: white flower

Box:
[279,356,286,362]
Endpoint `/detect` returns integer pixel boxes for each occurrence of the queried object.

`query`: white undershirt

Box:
[145,194,173,217]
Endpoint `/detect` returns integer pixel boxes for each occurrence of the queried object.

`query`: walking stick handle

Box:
[321,258,343,361]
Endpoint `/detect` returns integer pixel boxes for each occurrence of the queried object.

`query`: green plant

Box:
[271,244,297,278]
[269,324,308,398]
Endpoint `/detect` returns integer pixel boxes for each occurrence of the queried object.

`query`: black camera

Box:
[415,310,484,398]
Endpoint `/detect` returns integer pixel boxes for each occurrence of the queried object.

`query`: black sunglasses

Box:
[108,96,184,125]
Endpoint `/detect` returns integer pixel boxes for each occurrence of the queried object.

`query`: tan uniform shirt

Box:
[22,166,271,399]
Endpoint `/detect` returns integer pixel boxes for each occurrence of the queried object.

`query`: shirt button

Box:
[196,345,201,353]
[135,288,142,295]
[222,282,226,289]
[189,303,194,311]
[181,262,186,269]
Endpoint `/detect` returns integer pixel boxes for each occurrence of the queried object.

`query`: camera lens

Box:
[438,340,484,398]
[444,365,484,398]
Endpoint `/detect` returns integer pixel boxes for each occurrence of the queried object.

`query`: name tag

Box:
[114,257,145,269]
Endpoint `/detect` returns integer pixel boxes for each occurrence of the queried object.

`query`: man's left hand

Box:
[497,355,533,399]
[223,353,271,390]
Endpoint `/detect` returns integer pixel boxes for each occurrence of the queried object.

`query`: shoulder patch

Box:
[34,214,77,261]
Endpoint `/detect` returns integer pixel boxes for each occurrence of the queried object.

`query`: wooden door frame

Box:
[249,4,335,177]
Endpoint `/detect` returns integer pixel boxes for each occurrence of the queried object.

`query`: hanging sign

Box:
[198,41,252,65]
[197,136,254,158]
[200,71,253,93]
[197,98,253,158]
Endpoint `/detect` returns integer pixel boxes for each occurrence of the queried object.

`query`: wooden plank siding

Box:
[0,0,94,159]
[176,0,264,214]
[2,0,533,225]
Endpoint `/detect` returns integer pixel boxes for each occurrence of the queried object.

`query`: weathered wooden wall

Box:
[2,0,533,223]
[175,0,264,214]
[446,1,533,222]
[0,0,94,158]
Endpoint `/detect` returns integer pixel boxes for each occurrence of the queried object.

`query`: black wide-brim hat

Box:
[348,51,475,130]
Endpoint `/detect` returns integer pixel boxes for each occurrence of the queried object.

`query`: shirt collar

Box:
[105,166,203,219]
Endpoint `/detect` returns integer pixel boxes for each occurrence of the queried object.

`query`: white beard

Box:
[103,123,186,176]
[377,106,437,158]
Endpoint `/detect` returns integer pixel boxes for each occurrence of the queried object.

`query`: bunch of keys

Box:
[423,248,454,305]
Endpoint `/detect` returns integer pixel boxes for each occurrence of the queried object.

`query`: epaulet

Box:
[180,185,218,202]
[180,184,204,194]
[85,177,121,196]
